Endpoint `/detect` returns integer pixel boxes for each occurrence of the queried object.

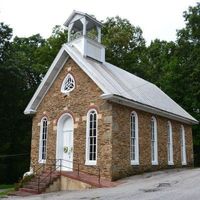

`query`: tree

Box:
[102,16,147,78]
[0,24,33,183]
[144,39,177,88]
[0,23,12,63]
[0,25,68,183]
[35,25,68,77]
[176,3,200,164]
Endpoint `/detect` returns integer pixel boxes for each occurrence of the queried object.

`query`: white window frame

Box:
[151,116,158,165]
[167,121,174,165]
[39,117,48,164]
[180,125,187,165]
[61,73,75,94]
[130,111,139,165]
[85,109,98,165]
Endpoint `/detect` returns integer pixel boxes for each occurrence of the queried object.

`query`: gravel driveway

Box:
[7,168,200,200]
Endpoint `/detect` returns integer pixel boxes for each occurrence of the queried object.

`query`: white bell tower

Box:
[64,11,105,63]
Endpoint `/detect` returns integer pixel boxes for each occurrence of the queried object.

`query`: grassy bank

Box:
[0,184,15,197]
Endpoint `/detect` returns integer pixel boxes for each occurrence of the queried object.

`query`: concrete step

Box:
[34,173,59,180]
[25,181,47,188]
[9,190,35,197]
[23,183,47,190]
[12,169,61,197]
[19,187,40,194]
[31,175,59,184]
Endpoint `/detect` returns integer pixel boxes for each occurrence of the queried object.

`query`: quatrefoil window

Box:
[61,73,75,94]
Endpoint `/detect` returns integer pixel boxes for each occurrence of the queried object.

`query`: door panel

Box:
[58,115,74,171]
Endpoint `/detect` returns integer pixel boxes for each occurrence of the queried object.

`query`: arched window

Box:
[86,109,98,165]
[39,117,48,163]
[167,121,174,165]
[180,125,187,165]
[151,116,158,165]
[61,73,75,94]
[130,111,139,165]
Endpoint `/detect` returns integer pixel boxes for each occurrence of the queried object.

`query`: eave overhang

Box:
[24,46,69,115]
[101,94,199,125]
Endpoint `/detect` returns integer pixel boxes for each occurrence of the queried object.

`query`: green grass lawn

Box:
[0,184,14,189]
[0,185,15,197]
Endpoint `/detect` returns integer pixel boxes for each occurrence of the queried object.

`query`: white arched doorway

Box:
[56,113,74,171]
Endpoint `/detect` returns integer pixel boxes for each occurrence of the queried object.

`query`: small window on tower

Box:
[61,73,75,94]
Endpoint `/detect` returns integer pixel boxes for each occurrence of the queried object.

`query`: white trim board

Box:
[101,94,198,125]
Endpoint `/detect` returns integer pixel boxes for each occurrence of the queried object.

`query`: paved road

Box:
[7,168,200,200]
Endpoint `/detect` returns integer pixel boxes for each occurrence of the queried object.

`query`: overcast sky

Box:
[0,0,198,44]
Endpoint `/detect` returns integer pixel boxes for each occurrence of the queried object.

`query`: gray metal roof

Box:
[24,43,198,124]
[64,44,198,124]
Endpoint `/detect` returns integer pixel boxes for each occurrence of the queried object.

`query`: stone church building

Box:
[25,11,198,181]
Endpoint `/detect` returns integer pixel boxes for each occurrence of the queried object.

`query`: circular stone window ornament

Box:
[61,73,75,94]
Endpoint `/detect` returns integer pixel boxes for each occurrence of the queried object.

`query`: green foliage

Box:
[35,25,68,76]
[175,3,200,164]
[144,39,177,87]
[0,22,12,63]
[0,25,67,184]
[0,185,14,198]
[102,16,147,78]
[15,174,35,191]
[0,184,14,189]
[0,188,14,197]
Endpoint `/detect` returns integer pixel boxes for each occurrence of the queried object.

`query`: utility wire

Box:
[0,153,29,158]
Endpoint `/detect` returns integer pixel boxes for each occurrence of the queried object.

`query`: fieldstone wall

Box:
[30,56,193,182]
[31,57,113,180]
[111,103,193,180]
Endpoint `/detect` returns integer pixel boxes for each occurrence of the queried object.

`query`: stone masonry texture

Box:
[111,103,193,180]
[30,57,193,181]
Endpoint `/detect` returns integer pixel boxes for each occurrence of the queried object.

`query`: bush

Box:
[15,174,35,191]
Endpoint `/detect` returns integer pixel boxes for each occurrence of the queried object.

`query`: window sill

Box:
[38,159,46,164]
[182,162,187,166]
[152,161,158,165]
[85,160,97,166]
[168,161,174,165]
[131,160,139,165]
[62,92,70,97]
